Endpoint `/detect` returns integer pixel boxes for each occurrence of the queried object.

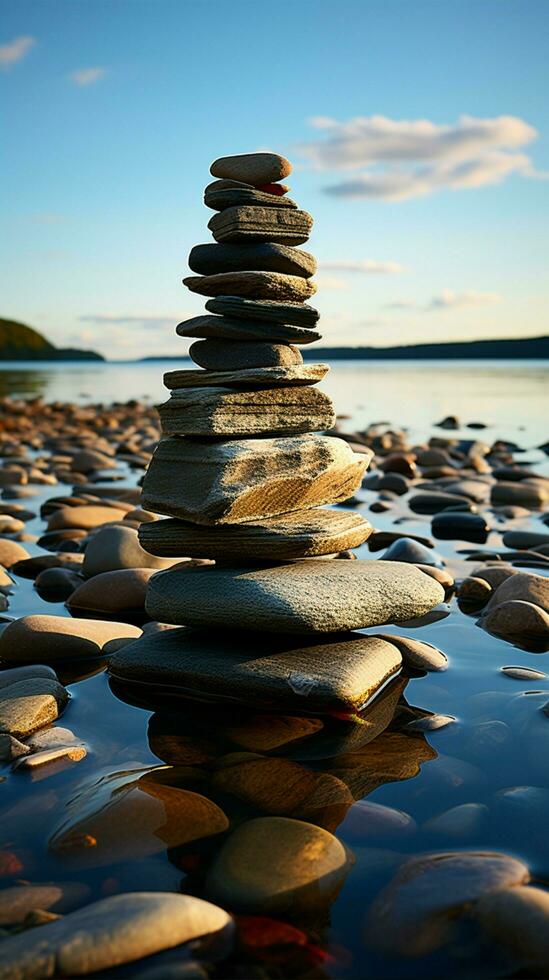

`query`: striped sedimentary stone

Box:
[157,386,335,438]
[163,365,328,390]
[208,206,313,246]
[141,435,371,525]
[188,243,316,278]
[138,509,373,560]
[204,182,297,211]
[183,271,316,302]
[206,296,319,328]
[176,315,320,345]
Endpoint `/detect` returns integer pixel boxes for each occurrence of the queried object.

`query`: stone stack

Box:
[115,152,445,715]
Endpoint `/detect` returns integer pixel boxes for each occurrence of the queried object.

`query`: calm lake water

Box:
[1,357,548,978]
[0,358,547,447]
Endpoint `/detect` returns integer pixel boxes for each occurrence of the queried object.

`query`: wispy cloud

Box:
[315,275,347,290]
[0,35,35,70]
[319,259,407,274]
[385,290,502,312]
[299,114,546,201]
[80,314,177,326]
[69,67,107,87]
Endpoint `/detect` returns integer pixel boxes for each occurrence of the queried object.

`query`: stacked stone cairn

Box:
[113,152,445,717]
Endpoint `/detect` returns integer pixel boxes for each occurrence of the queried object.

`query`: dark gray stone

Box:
[188,339,302,370]
[188,243,316,278]
[176,314,321,345]
[205,296,319,328]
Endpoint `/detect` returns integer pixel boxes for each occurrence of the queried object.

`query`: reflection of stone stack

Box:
[132,152,444,712]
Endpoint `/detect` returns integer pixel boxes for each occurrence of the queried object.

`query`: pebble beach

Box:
[0,151,548,979]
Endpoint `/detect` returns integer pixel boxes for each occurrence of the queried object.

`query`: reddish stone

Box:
[236,915,307,951]
[256,183,287,196]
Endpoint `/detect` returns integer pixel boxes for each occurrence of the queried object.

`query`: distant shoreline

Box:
[139,335,549,362]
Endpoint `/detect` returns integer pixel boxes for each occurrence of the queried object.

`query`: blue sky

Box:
[1,0,548,358]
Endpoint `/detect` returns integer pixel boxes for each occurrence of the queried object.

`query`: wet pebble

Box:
[0,615,142,662]
[501,666,547,680]
[423,802,489,840]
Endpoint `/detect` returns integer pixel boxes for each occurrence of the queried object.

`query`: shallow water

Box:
[1,369,549,977]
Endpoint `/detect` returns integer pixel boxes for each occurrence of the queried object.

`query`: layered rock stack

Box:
[118,152,445,715]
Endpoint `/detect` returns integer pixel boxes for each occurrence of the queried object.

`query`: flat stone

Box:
[432,511,490,543]
[0,664,59,689]
[184,270,316,303]
[47,505,128,531]
[139,510,373,560]
[187,339,303,370]
[502,530,549,550]
[501,665,546,680]
[142,435,369,525]
[188,242,316,278]
[0,538,30,568]
[0,615,142,662]
[109,629,403,713]
[206,295,319,327]
[158,386,334,439]
[491,481,547,509]
[163,365,327,391]
[382,538,444,568]
[0,892,232,978]
[146,560,445,634]
[176,314,320,345]
[373,634,448,672]
[204,182,297,211]
[0,678,68,738]
[472,886,549,972]
[14,744,87,770]
[481,600,549,637]
[211,152,292,185]
[366,851,529,957]
[82,525,176,578]
[205,817,349,914]
[209,206,312,246]
[49,768,229,868]
[67,569,157,615]
[409,491,471,514]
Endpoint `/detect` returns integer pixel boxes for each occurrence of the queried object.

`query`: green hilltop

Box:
[0,318,103,361]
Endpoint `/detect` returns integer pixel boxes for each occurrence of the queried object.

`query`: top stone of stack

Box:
[210,152,292,185]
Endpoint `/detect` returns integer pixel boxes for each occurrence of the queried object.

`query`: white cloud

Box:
[299,114,546,201]
[69,67,107,87]
[385,290,502,312]
[0,35,35,69]
[319,258,407,274]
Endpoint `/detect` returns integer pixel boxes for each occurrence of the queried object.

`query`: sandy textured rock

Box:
[0,892,232,979]
[473,886,549,972]
[209,206,312,245]
[373,633,448,671]
[68,568,157,614]
[0,678,68,738]
[176,314,320,344]
[211,152,292,185]
[480,600,549,637]
[146,560,445,634]
[166,365,327,390]
[206,295,319,327]
[158,386,335,438]
[205,182,297,211]
[142,435,369,524]
[82,525,176,578]
[49,768,229,867]
[0,615,142,662]
[184,271,316,302]
[484,571,549,613]
[188,242,316,278]
[366,851,529,957]
[109,629,402,713]
[189,339,303,370]
[205,817,349,914]
[139,510,373,561]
